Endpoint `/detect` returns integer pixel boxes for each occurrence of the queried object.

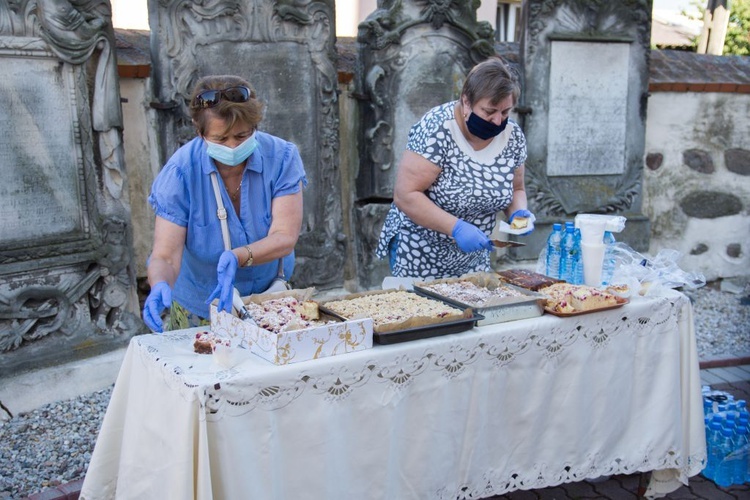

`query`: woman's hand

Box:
[509,209,535,235]
[452,219,493,252]
[142,281,172,333]
[206,250,239,313]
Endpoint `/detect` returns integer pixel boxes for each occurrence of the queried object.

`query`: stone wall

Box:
[644,91,750,282]
[644,50,750,282]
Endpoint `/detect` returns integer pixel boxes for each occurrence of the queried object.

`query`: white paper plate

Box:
[497,213,536,235]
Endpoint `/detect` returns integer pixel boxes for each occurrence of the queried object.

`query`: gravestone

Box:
[517,0,652,258]
[148,0,344,289]
[0,0,140,377]
[354,0,496,288]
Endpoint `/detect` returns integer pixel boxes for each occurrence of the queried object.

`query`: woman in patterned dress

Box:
[376,57,534,279]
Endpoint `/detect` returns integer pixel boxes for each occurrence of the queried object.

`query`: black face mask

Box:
[467,113,508,140]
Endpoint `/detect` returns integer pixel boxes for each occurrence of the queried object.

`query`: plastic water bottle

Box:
[573,227,583,284]
[714,426,738,487]
[738,416,749,432]
[704,419,724,480]
[732,424,749,484]
[704,398,715,417]
[602,231,616,285]
[560,225,577,283]
[546,223,563,279]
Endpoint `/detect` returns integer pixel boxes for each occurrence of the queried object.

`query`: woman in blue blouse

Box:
[143,75,307,332]
[376,57,534,278]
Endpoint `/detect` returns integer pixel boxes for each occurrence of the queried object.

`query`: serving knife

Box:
[232,288,258,325]
[491,240,526,248]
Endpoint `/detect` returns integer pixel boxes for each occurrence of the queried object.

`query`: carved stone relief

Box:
[355,0,496,199]
[516,0,652,257]
[149,0,344,289]
[0,0,139,376]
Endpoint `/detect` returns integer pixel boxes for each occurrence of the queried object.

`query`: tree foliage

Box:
[686,0,750,55]
[725,0,750,55]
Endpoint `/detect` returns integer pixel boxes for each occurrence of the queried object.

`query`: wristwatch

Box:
[243,245,253,267]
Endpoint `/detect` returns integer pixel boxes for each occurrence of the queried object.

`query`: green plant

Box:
[685,0,750,55]
[725,0,750,55]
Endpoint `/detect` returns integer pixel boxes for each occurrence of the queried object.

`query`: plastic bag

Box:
[608,242,705,296]
[535,245,548,276]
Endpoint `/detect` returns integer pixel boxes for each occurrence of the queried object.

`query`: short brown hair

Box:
[461,57,520,107]
[189,75,265,136]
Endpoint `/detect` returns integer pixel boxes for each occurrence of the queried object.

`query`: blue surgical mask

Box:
[467,113,508,140]
[205,133,257,166]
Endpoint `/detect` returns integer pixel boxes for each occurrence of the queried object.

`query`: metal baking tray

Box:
[413,274,546,327]
[318,290,482,345]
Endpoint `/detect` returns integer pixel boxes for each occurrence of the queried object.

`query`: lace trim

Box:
[132,295,682,417]
[436,450,705,499]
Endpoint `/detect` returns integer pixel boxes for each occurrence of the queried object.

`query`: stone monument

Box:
[0,0,140,377]
[517,0,652,258]
[354,0,497,288]
[148,0,344,289]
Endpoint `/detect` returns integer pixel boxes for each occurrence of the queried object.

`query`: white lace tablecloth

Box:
[81,290,706,500]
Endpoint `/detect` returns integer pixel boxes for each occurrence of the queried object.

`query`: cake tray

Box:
[543,296,629,317]
[319,290,482,345]
[413,274,546,327]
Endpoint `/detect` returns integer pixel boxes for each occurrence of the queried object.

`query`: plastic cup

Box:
[581,242,606,286]
[578,218,607,246]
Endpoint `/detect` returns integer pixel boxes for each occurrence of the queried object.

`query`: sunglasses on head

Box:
[193,86,252,108]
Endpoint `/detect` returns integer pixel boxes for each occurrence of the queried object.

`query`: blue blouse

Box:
[148,132,307,318]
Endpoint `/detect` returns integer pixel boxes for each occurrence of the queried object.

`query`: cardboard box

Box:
[210,289,373,365]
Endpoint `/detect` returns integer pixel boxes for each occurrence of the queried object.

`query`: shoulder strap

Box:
[211,171,286,275]
[209,172,232,251]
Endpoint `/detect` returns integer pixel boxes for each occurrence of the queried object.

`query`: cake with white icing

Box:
[420,281,523,307]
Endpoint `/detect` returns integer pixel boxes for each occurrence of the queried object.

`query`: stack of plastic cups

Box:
[577,218,607,286]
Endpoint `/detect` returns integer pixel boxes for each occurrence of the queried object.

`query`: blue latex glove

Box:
[142,281,171,333]
[451,219,492,253]
[509,209,535,235]
[206,250,239,313]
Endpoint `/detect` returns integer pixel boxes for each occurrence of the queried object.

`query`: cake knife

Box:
[491,240,526,248]
[232,288,258,326]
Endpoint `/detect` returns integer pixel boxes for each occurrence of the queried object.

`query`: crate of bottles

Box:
[701,387,749,486]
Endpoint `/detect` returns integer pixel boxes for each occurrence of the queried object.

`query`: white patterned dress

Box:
[375,101,527,278]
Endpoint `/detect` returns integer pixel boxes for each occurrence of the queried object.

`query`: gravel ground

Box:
[1,284,749,499]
